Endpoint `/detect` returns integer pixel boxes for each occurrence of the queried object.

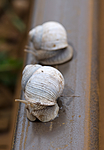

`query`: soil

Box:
[0,0,33,149]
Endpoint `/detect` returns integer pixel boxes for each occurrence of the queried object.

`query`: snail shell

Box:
[16,64,64,122]
[22,64,42,91]
[32,103,59,122]
[24,65,64,106]
[26,21,73,65]
[29,21,68,51]
[26,103,59,122]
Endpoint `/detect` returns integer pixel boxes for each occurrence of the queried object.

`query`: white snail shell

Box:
[31,103,59,122]
[29,21,68,50]
[26,21,73,65]
[16,64,64,122]
[22,64,42,91]
[26,103,59,122]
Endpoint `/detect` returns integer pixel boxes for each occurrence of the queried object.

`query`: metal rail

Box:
[12,0,99,149]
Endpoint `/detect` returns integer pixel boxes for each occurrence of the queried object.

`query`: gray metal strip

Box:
[12,0,99,149]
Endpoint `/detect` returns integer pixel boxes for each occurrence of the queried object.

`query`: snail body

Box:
[16,64,64,122]
[25,21,73,65]
[40,45,73,65]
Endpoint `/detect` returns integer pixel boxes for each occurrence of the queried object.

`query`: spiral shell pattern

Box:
[21,64,64,122]
[28,21,73,65]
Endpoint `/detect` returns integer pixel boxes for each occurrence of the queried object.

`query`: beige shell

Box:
[24,65,64,106]
[15,64,64,122]
[31,103,59,122]
[29,21,68,51]
[21,64,42,91]
[26,103,59,122]
[26,21,73,65]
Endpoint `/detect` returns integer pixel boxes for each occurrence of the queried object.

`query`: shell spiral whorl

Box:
[26,21,73,65]
[16,64,64,122]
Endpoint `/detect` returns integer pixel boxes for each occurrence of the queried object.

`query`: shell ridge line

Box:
[25,84,57,99]
[26,73,63,95]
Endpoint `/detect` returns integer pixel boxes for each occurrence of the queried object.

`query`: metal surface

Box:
[12,0,99,149]
[99,0,104,149]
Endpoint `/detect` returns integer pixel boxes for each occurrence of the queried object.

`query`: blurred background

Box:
[0,0,33,149]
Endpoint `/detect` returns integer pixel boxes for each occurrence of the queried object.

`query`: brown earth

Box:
[0,0,33,149]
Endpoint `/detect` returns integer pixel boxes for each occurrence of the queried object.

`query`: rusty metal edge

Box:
[99,0,104,149]
[88,0,99,149]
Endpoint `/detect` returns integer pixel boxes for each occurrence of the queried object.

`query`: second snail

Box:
[25,21,73,65]
[15,64,64,122]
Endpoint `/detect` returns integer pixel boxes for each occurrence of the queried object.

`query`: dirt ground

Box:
[0,0,33,149]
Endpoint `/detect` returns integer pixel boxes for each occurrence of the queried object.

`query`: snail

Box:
[25,21,73,65]
[15,64,64,122]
